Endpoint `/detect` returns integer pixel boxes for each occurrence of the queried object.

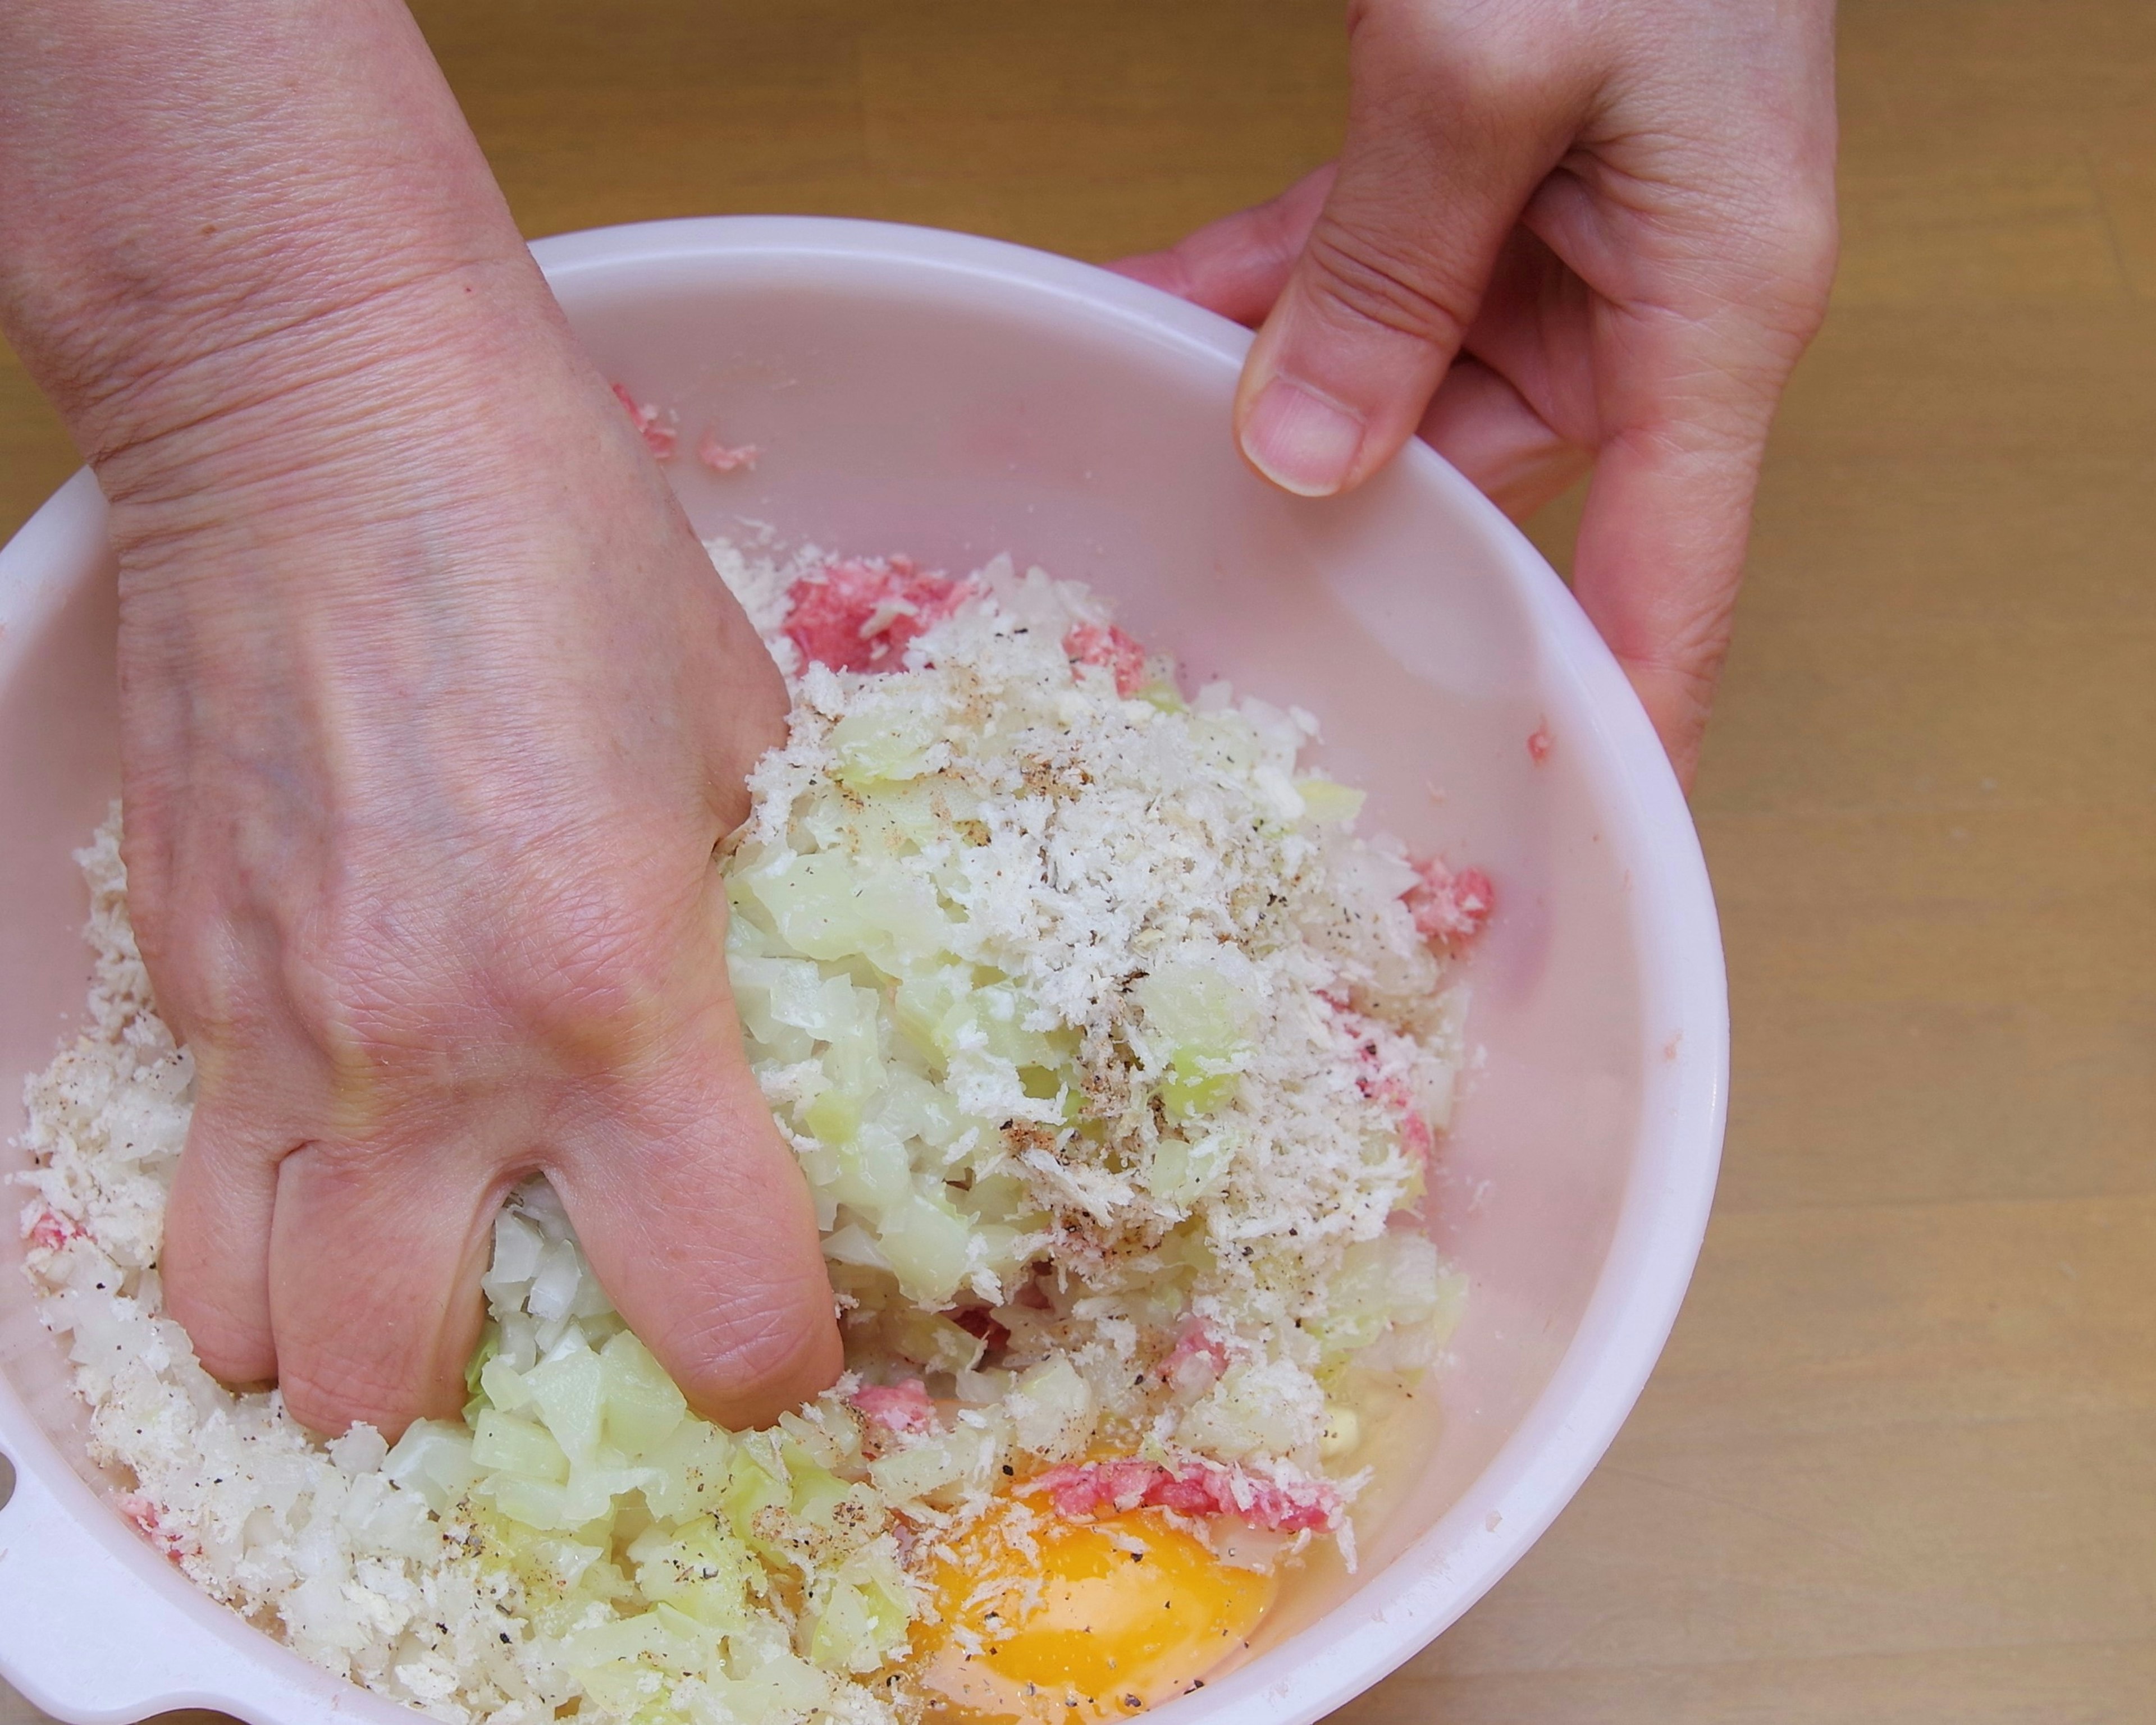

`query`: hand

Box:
[1112,0,1839,784]
[107,281,839,1437]
[3,0,841,1439]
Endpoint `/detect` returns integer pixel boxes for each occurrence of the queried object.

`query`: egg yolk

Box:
[915,1497,1278,1723]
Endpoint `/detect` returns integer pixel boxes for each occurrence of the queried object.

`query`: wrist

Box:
[86,249,570,519]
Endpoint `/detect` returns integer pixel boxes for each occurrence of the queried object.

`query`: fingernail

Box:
[1240,374,1363,497]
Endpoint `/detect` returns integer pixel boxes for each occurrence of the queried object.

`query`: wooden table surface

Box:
[4,3,2151,1722]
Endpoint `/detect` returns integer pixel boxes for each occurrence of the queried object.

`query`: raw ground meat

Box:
[781,556,972,674]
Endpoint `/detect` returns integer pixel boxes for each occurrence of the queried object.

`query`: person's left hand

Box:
[1111,0,1839,787]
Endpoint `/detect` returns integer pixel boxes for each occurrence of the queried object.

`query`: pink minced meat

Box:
[1161,1316,1232,1395]
[851,1378,938,1435]
[1323,991,1439,1173]
[1351,1045,1435,1172]
[783,557,973,674]
[696,428,759,474]
[611,384,679,461]
[1404,857,1494,946]
[1026,1459,1339,1535]
[1062,622,1149,697]
[119,1494,193,1561]
[24,1207,82,1252]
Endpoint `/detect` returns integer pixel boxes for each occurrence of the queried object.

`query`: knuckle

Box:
[1639,650,1723,767]
[1770,191,1841,312]
[1441,30,1554,114]
[1703,214,1838,352]
[1653,604,1739,691]
[284,856,709,1085]
[282,932,421,1063]
[1356,0,1555,111]
[497,879,705,1064]
[1676,161,1840,332]
[1252,182,1323,278]
[1300,213,1476,353]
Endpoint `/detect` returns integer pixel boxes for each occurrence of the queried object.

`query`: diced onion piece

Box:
[1009,1357,1095,1461]
[1161,1048,1241,1120]
[878,1183,973,1307]
[483,1211,545,1298]
[1309,1238,1393,1361]
[471,1410,569,1485]
[866,1422,995,1503]
[829,688,942,788]
[887,1308,985,1376]
[1135,950,1259,1049]
[382,1419,477,1516]
[486,1474,571,1531]
[1294,776,1367,825]
[1137,950,1258,1119]
[1250,763,1307,822]
[808,1567,911,1673]
[479,1352,536,1416]
[637,1420,736,1524]
[821,1222,892,1273]
[600,1330,688,1459]
[1319,1404,1362,1458]
[1178,1358,1324,1459]
[1143,1128,1238,1208]
[829,1124,911,1214]
[524,1340,605,1464]
[526,1238,585,1324]
[629,1519,755,1628]
[721,1444,793,1555]
[746,852,873,963]
[803,1087,860,1145]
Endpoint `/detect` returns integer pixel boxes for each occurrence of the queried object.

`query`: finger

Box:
[268,1136,496,1435]
[1104,164,1336,327]
[1566,291,1798,786]
[1235,15,1594,496]
[1511,118,1835,788]
[1416,356,1592,523]
[162,1093,285,1386]
[551,1014,839,1431]
[1573,415,1760,791]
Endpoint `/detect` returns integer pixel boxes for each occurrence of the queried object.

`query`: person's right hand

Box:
[109,277,839,1439]
[2,0,841,1439]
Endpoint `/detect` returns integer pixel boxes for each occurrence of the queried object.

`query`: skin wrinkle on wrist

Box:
[49,246,549,477]
[82,255,573,513]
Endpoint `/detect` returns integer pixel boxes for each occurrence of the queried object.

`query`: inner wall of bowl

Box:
[0,242,1647,1677]
[551,246,1646,1644]
[0,538,121,1494]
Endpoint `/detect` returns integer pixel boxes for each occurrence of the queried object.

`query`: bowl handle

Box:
[0,1443,346,1725]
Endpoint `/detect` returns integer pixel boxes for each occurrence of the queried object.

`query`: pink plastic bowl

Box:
[0,217,1725,1725]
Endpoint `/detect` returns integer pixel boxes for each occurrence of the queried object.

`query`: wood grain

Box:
[4,2,2151,1721]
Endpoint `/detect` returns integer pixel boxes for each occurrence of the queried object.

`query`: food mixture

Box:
[17,537,1491,1725]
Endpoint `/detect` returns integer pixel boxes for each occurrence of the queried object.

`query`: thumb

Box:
[1236,13,1589,496]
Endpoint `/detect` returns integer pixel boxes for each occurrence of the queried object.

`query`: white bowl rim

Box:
[0,214,1727,1725]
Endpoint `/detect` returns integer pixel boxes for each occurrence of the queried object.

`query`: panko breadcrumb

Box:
[16,537,1482,1725]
